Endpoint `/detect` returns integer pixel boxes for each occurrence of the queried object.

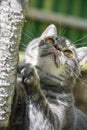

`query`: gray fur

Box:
[20,24,87,130]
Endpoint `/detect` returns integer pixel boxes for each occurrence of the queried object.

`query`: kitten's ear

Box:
[40,24,57,39]
[76,47,87,66]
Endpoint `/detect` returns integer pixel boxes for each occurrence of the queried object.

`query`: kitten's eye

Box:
[63,50,73,58]
[45,38,54,44]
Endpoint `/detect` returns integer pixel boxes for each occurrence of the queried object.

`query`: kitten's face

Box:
[24,25,87,88]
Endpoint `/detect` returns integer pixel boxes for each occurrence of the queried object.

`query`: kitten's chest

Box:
[29,103,54,130]
[37,55,66,76]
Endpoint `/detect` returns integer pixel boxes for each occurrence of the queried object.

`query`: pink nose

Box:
[54,45,61,51]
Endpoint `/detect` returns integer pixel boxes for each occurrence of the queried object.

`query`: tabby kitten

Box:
[19,24,87,130]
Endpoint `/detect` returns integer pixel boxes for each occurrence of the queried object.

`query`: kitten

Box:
[10,25,87,130]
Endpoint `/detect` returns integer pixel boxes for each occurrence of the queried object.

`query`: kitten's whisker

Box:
[75,42,87,46]
[22,32,33,40]
[73,71,87,87]
[30,23,39,38]
[25,22,39,38]
[21,42,27,48]
[23,27,36,39]
[65,64,86,87]
[57,23,66,36]
[28,31,36,39]
[73,35,87,44]
[59,26,66,36]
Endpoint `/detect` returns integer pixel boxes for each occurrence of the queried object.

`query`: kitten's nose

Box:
[54,45,61,51]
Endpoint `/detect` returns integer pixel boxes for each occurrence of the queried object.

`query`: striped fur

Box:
[18,25,87,130]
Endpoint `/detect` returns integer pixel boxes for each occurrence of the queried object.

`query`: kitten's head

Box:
[24,24,87,89]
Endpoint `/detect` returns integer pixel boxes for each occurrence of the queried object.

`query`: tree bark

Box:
[0,0,28,129]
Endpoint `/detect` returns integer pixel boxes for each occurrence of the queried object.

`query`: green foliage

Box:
[20,0,87,50]
[82,62,87,71]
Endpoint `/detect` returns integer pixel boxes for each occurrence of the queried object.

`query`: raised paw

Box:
[18,63,39,85]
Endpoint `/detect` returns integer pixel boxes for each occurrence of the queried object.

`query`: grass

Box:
[82,62,87,71]
[19,51,24,63]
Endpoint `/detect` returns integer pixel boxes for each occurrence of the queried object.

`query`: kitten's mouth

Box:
[41,50,60,68]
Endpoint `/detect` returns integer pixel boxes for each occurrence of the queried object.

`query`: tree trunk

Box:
[0,0,28,129]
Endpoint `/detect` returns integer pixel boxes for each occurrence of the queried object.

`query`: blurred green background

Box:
[20,0,87,50]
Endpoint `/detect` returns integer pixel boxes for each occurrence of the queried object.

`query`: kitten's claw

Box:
[18,63,39,85]
[24,76,34,84]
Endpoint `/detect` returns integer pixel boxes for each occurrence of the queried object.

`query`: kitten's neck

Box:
[41,83,76,129]
[41,83,74,107]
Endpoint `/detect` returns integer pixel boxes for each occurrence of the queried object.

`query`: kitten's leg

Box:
[9,71,29,130]
[18,63,59,130]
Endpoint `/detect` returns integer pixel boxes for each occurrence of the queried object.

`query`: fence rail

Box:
[27,8,87,31]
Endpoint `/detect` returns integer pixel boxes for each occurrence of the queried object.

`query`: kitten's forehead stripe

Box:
[60,38,66,44]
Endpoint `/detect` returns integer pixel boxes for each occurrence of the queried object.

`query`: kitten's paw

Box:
[18,63,39,85]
